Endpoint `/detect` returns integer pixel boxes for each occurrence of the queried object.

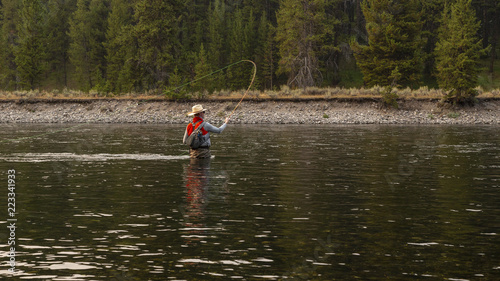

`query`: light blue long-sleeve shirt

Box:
[183,121,227,148]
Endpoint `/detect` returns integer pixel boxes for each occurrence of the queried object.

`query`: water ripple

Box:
[0,152,189,162]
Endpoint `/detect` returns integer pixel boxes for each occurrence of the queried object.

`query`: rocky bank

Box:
[0,99,499,125]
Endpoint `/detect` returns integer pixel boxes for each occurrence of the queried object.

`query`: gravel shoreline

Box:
[0,99,499,125]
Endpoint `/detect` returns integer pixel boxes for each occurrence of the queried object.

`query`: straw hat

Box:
[187,104,207,116]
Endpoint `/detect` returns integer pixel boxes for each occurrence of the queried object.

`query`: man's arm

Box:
[204,122,227,134]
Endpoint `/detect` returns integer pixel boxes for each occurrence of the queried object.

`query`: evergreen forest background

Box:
[0,0,499,97]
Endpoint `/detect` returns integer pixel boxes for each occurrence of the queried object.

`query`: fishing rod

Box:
[165,59,257,120]
[228,60,257,119]
[2,60,257,143]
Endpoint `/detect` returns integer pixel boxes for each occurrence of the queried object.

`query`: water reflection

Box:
[0,124,499,280]
[184,158,211,219]
[181,158,211,245]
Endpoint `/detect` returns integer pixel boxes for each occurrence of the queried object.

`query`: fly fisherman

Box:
[183,104,229,159]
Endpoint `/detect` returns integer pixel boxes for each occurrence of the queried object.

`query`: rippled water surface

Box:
[0,124,499,280]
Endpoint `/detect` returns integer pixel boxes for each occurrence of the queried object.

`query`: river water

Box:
[0,124,499,280]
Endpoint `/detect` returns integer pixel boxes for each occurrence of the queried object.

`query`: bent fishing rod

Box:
[165,59,257,119]
[2,60,257,143]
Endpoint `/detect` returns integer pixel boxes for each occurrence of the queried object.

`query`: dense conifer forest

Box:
[0,0,499,99]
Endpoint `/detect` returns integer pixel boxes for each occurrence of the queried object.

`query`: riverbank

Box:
[0,98,499,124]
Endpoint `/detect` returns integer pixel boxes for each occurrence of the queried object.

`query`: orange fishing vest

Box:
[186,117,208,135]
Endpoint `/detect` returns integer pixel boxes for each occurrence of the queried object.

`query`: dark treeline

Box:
[0,0,499,95]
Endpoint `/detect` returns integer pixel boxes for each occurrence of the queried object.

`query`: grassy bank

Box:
[1,86,500,102]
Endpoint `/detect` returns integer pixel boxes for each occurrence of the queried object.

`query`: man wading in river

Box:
[183,104,229,159]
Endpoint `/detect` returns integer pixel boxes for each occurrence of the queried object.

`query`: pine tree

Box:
[206,0,226,91]
[193,44,212,94]
[434,0,488,104]
[351,0,424,87]
[179,0,205,58]
[45,0,77,88]
[68,0,89,88]
[15,0,48,90]
[176,0,204,86]
[276,0,332,88]
[0,0,20,90]
[227,8,254,90]
[420,0,445,81]
[484,0,500,75]
[133,0,181,92]
[105,0,135,93]
[255,12,276,90]
[242,0,279,24]
[68,0,109,91]
[243,9,257,88]
[165,67,190,99]
[318,0,341,86]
